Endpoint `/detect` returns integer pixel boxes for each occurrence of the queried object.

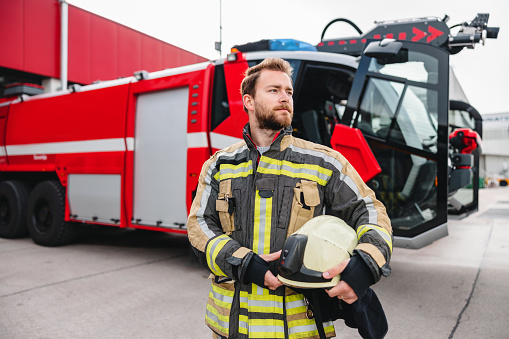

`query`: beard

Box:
[254,101,293,131]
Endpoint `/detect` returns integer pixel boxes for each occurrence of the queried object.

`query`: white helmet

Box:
[277,215,357,288]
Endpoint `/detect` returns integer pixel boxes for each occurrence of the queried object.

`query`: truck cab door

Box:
[448,100,483,216]
[342,40,450,248]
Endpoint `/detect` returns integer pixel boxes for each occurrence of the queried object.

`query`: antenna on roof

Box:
[215,0,223,57]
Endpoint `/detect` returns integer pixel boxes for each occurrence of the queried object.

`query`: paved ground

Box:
[1,187,508,338]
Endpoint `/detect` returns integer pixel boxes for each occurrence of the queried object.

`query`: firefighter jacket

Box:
[187,124,392,339]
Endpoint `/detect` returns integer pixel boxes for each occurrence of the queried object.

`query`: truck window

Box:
[210,65,230,130]
[357,78,439,153]
[292,63,354,146]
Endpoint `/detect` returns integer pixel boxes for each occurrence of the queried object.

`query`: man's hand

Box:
[260,250,283,290]
[323,259,358,304]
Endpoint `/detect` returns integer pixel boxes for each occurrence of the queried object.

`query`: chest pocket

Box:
[287,180,321,236]
[216,179,235,235]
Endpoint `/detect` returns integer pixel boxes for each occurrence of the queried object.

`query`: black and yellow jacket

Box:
[187,124,392,339]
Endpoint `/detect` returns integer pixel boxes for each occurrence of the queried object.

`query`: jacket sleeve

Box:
[187,153,252,281]
[323,150,393,283]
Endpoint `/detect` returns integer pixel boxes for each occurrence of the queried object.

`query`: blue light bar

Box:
[268,39,317,51]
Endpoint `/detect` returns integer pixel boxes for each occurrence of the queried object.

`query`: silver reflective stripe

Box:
[286,298,306,310]
[197,162,217,239]
[197,144,250,240]
[254,284,264,296]
[206,308,229,331]
[207,237,225,273]
[256,196,268,255]
[249,324,285,334]
[239,319,248,331]
[362,195,379,226]
[247,298,284,310]
[211,289,234,305]
[288,144,344,172]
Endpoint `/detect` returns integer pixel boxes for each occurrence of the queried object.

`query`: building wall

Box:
[0,0,207,86]
[480,112,509,177]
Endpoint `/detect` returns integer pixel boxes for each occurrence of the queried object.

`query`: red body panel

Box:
[0,105,9,166]
[330,124,382,182]
[212,54,249,141]
[6,86,130,146]
[2,63,213,233]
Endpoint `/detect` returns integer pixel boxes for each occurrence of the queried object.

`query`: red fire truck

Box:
[0,14,498,248]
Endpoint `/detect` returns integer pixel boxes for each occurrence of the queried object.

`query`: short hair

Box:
[240,57,293,112]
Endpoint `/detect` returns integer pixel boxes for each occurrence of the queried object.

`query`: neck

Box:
[248,118,280,147]
[251,128,279,147]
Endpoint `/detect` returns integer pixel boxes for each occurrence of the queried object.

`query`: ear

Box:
[243,94,254,112]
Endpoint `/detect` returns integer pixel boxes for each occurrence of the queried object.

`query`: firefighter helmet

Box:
[277,215,357,288]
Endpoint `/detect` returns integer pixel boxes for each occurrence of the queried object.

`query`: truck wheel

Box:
[27,180,76,246]
[0,180,30,238]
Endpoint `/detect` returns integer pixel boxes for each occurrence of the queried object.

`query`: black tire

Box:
[0,180,30,238]
[27,180,76,246]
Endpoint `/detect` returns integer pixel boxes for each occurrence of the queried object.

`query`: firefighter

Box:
[187,57,392,339]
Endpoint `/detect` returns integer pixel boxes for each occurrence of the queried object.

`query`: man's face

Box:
[249,70,294,131]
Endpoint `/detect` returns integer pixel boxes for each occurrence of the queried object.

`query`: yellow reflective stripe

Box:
[285,293,307,316]
[214,161,253,181]
[206,235,230,276]
[286,305,307,316]
[261,157,332,177]
[357,224,393,253]
[287,323,335,339]
[258,167,329,186]
[205,314,229,336]
[206,302,229,323]
[210,284,234,309]
[258,157,332,186]
[240,291,248,309]
[285,293,305,302]
[211,283,235,297]
[248,292,284,303]
[239,315,248,334]
[240,289,285,313]
[288,318,316,327]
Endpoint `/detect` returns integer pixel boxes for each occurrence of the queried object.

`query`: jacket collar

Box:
[242,123,293,153]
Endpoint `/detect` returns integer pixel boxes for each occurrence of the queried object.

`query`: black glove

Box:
[243,253,270,288]
[340,255,375,300]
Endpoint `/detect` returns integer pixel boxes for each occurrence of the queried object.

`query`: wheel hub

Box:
[34,201,52,233]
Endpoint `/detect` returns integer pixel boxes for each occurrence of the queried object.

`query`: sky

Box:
[67,0,508,115]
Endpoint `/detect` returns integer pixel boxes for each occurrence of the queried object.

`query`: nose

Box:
[280,91,291,103]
